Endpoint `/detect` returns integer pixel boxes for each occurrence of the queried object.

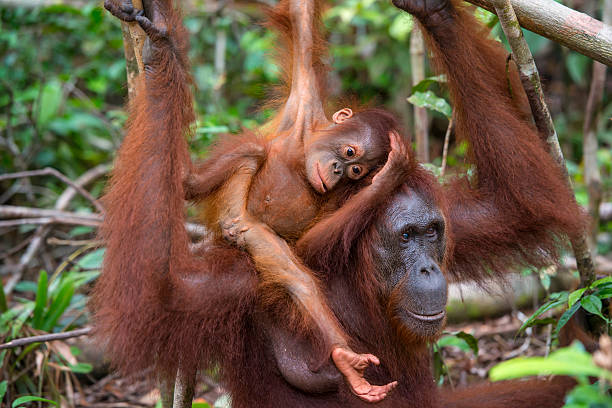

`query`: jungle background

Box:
[0,0,611,407]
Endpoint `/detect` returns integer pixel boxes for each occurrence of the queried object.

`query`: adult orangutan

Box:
[97,0,408,400]
[91,0,586,406]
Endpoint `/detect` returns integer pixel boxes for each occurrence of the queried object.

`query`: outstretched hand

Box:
[332,347,398,403]
[391,0,451,21]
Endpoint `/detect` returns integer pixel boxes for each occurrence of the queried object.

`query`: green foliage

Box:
[490,343,612,408]
[407,90,452,118]
[1,247,102,406]
[433,331,478,385]
[12,396,59,407]
[519,277,612,342]
[495,275,612,406]
[490,342,610,381]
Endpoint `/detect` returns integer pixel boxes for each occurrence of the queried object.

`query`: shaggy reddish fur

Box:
[91,0,586,406]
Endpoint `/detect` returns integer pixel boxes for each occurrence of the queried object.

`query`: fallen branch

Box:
[0,206,102,226]
[3,164,110,295]
[466,0,612,67]
[0,327,92,350]
[0,205,207,236]
[0,167,104,213]
[492,0,596,287]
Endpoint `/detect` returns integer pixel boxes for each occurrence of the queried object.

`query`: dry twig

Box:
[0,168,104,213]
[0,327,92,350]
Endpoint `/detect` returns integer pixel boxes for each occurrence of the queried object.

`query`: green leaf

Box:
[76,249,105,270]
[68,226,94,237]
[0,279,7,313]
[565,52,590,84]
[595,288,612,300]
[490,343,610,382]
[455,331,478,355]
[568,287,586,307]
[407,91,452,118]
[12,396,58,407]
[192,403,211,408]
[0,380,7,402]
[32,271,48,329]
[554,301,581,336]
[38,79,63,126]
[519,292,568,333]
[591,276,612,288]
[42,280,75,332]
[437,331,478,355]
[11,304,35,338]
[565,383,612,406]
[67,362,93,374]
[411,75,447,93]
[580,295,608,323]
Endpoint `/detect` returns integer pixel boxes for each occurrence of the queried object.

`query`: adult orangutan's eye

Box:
[345,146,355,157]
[402,232,410,241]
[351,166,361,175]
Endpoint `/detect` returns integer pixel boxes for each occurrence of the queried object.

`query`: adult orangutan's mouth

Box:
[406,309,446,322]
[316,162,328,193]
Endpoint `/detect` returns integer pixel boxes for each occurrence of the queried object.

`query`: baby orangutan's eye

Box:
[348,164,365,180]
[345,146,355,157]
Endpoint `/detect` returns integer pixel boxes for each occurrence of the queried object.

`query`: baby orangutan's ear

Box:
[332,108,353,124]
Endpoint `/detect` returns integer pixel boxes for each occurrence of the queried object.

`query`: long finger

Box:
[388,130,400,152]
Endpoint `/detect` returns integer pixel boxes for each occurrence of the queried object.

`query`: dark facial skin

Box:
[304,121,387,194]
[374,190,448,339]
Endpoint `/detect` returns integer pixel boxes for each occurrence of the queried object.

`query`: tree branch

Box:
[0,167,104,213]
[2,164,110,295]
[119,0,146,99]
[582,0,611,254]
[467,0,612,67]
[491,0,596,286]
[411,26,429,162]
[0,327,92,350]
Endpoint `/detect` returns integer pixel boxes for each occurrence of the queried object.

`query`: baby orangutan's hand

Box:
[371,130,412,189]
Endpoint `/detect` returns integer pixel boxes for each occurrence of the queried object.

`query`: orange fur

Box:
[91,0,586,406]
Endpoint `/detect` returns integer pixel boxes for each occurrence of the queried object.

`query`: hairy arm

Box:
[270,0,329,139]
[393,0,585,282]
[91,0,257,381]
[184,136,267,201]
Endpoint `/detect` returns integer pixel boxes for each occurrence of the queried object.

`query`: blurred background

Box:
[0,0,611,407]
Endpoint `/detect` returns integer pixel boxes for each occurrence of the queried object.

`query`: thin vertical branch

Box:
[172,368,195,408]
[119,0,145,99]
[440,115,454,178]
[583,0,611,255]
[491,0,596,286]
[411,25,429,162]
